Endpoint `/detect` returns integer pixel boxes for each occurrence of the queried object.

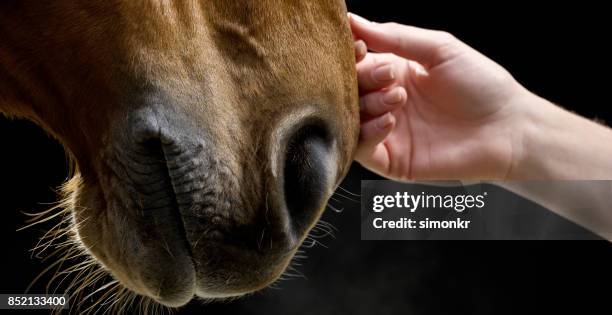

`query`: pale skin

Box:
[349,13,612,239]
[350,13,612,181]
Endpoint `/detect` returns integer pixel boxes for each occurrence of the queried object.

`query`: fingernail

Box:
[376,113,395,129]
[414,64,429,77]
[383,87,404,105]
[373,64,395,82]
[354,40,367,57]
[350,13,371,25]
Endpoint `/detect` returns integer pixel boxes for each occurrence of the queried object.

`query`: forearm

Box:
[511,91,612,180]
[499,91,612,240]
[497,181,612,240]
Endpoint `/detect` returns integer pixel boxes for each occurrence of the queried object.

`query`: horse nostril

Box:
[282,122,335,238]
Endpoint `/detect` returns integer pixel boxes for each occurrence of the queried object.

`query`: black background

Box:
[1,1,611,314]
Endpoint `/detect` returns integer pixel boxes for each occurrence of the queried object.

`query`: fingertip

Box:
[354,40,367,62]
[376,112,396,130]
[411,61,429,77]
[349,13,375,36]
[358,57,401,92]
[358,113,395,161]
[372,63,396,83]
[349,13,371,25]
[360,87,406,117]
[383,86,407,106]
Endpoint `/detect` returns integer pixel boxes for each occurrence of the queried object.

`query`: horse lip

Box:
[113,129,295,297]
[105,138,199,305]
[144,165,197,305]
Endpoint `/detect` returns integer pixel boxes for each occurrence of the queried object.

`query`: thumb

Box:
[349,13,457,68]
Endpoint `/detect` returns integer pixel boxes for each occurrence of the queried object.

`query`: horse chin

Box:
[70,173,298,307]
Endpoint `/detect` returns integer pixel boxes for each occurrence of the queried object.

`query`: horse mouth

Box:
[74,106,340,307]
[88,136,292,306]
[96,136,197,305]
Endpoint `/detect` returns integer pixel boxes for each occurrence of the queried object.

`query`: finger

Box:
[355,142,392,176]
[349,13,457,68]
[354,40,367,63]
[356,55,398,92]
[357,112,395,154]
[360,86,407,117]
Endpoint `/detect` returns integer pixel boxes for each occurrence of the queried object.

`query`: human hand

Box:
[350,13,612,242]
[350,14,531,180]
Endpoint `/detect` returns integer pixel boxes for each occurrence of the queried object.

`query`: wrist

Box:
[509,91,612,179]
[507,91,556,179]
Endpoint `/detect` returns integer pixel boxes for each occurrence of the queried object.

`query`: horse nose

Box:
[275,119,337,245]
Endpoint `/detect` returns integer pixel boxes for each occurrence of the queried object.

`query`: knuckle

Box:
[432,31,462,61]
[435,31,457,45]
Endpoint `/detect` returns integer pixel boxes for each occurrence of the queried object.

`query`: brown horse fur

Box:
[0,0,359,310]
